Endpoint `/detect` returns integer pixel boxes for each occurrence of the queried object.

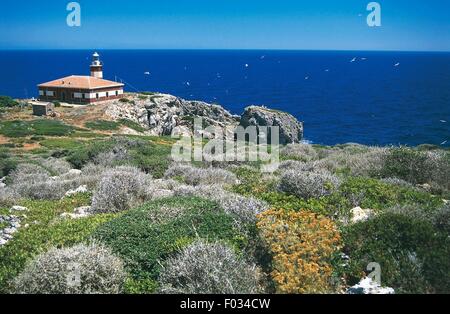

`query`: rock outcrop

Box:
[347,277,395,294]
[105,93,240,137]
[105,93,304,144]
[239,106,303,144]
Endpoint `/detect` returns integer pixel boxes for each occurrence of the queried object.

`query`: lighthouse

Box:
[90,52,103,79]
[37,52,124,104]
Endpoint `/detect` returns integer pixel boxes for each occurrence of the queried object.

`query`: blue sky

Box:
[0,0,449,51]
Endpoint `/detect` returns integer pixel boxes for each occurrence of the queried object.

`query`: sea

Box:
[0,50,449,147]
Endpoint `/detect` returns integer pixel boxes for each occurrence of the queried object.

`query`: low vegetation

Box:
[0,96,19,108]
[0,114,448,295]
[0,119,74,137]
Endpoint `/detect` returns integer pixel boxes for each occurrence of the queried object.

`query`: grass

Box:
[39,138,84,150]
[92,196,247,292]
[85,120,121,131]
[118,119,146,133]
[84,119,146,133]
[0,193,119,292]
[0,120,74,138]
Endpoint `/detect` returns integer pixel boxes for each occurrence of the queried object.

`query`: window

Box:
[115,91,119,96]
[106,92,109,97]
[96,93,99,99]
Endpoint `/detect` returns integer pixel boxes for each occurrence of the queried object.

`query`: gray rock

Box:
[10,205,28,212]
[239,106,303,144]
[60,206,92,219]
[64,185,88,197]
[105,93,240,137]
[347,277,395,294]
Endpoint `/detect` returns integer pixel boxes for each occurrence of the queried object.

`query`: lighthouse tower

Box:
[90,52,103,79]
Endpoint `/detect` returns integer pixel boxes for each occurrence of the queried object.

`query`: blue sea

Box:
[1,50,449,147]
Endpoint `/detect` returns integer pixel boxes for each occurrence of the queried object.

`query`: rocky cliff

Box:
[240,106,304,144]
[105,93,303,142]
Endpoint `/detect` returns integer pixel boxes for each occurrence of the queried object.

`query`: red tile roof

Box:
[38,75,124,90]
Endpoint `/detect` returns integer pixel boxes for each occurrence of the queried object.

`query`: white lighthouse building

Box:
[38,52,124,104]
[90,52,104,79]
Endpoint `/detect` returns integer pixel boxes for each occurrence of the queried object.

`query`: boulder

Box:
[61,206,92,219]
[350,207,374,224]
[65,185,88,197]
[347,277,395,294]
[239,106,303,144]
[10,206,28,212]
[105,93,239,137]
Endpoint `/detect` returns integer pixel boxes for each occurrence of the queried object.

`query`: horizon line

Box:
[1,48,450,53]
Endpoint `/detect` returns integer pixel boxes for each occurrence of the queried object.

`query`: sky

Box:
[0,0,449,51]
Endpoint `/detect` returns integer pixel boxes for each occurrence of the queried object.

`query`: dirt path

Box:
[0,135,9,145]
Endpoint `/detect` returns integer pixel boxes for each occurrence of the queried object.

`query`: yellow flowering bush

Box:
[257,209,341,294]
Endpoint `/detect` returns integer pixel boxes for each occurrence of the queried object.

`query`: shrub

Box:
[380,177,415,189]
[91,166,153,213]
[174,184,268,227]
[52,101,61,108]
[257,209,342,293]
[278,169,341,200]
[0,95,19,108]
[66,136,171,178]
[426,151,450,194]
[307,146,388,177]
[343,212,450,293]
[381,147,430,184]
[119,98,130,103]
[432,203,450,234]
[13,242,126,294]
[7,163,84,200]
[0,186,18,207]
[165,164,238,186]
[280,143,318,161]
[0,149,17,178]
[93,146,131,167]
[337,177,443,211]
[93,197,245,290]
[85,120,121,131]
[40,157,72,175]
[159,240,263,294]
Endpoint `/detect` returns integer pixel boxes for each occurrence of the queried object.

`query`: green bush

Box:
[0,194,117,292]
[92,197,248,292]
[337,177,443,212]
[66,136,171,178]
[0,120,74,138]
[85,120,121,131]
[118,119,146,133]
[119,98,130,103]
[52,101,61,108]
[0,96,19,108]
[0,149,17,177]
[381,147,429,184]
[343,212,450,293]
